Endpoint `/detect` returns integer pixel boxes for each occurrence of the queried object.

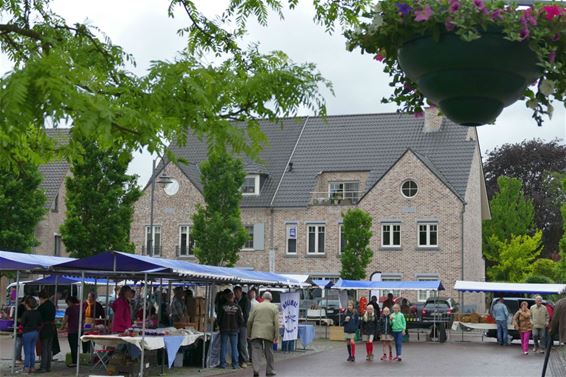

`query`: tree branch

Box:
[0,23,42,40]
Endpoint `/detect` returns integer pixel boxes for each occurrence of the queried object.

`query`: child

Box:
[343,300,359,362]
[21,296,42,373]
[390,303,406,362]
[361,304,378,360]
[379,306,394,361]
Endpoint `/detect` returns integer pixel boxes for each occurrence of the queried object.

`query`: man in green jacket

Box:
[531,296,549,353]
[247,291,279,377]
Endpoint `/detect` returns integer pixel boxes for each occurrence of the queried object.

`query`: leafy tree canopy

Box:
[192,149,248,266]
[487,231,542,283]
[0,162,46,252]
[340,208,373,280]
[483,139,566,256]
[60,135,141,257]
[0,0,371,170]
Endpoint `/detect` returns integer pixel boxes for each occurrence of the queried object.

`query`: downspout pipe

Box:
[460,201,467,313]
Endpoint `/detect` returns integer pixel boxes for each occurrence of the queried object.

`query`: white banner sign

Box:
[280,292,300,341]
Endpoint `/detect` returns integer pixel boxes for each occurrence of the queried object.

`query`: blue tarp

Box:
[332,278,444,291]
[0,250,75,271]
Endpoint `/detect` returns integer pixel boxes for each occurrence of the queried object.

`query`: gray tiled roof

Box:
[39,129,71,208]
[167,113,476,208]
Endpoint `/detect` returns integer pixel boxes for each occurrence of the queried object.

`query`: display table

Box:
[280,324,316,351]
[452,321,513,331]
[81,329,206,351]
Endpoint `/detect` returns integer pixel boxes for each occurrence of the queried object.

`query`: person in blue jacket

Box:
[343,300,360,362]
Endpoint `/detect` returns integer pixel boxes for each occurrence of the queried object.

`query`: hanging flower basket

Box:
[345,0,566,126]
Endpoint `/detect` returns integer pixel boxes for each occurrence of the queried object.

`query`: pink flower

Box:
[473,0,485,11]
[374,52,385,62]
[549,50,556,63]
[415,5,433,22]
[542,5,564,21]
[449,1,460,13]
[519,27,530,40]
[444,17,455,31]
[490,9,503,20]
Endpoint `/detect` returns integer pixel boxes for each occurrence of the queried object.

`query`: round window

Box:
[401,180,418,198]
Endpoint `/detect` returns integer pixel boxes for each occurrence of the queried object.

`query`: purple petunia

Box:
[449,0,460,13]
[415,5,433,22]
[519,28,530,40]
[473,0,485,11]
[444,17,455,31]
[396,2,413,16]
[490,9,503,20]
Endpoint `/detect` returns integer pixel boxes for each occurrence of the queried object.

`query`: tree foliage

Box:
[559,176,566,282]
[0,0,371,171]
[483,176,535,264]
[487,231,542,283]
[192,150,248,266]
[0,162,46,252]
[340,208,373,280]
[60,136,141,257]
[483,139,566,256]
[529,258,559,282]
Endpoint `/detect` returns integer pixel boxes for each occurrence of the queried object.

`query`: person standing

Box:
[379,306,394,361]
[491,297,510,346]
[184,289,197,323]
[343,300,359,362]
[545,302,554,349]
[390,303,406,362]
[218,291,243,369]
[383,293,395,311]
[36,291,56,373]
[15,297,27,364]
[361,304,378,360]
[21,296,42,373]
[60,297,81,367]
[248,288,259,307]
[234,286,251,368]
[368,295,381,317]
[170,287,188,325]
[550,296,566,344]
[111,286,132,333]
[247,291,279,377]
[513,301,533,355]
[530,296,549,353]
[83,292,105,353]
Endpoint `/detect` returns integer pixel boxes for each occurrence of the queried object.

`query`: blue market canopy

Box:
[332,278,444,291]
[454,280,566,295]
[0,250,74,271]
[53,251,305,286]
[31,275,111,286]
[311,279,335,289]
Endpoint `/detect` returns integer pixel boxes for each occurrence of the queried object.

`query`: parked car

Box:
[485,297,555,341]
[318,298,344,326]
[421,297,459,326]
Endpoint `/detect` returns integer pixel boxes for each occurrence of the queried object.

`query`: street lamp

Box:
[148,158,173,257]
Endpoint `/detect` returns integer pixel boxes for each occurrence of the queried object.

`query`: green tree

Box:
[192,150,248,266]
[340,208,373,280]
[60,136,141,257]
[483,176,535,264]
[487,231,542,282]
[0,162,46,251]
[529,258,559,282]
[0,1,370,171]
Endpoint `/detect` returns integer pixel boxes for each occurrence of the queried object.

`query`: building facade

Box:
[131,112,490,311]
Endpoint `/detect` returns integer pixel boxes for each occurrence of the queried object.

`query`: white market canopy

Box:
[331,278,444,291]
[454,280,566,295]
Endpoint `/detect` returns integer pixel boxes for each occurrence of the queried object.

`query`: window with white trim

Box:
[381,223,401,247]
[381,275,401,297]
[286,224,297,254]
[329,181,360,202]
[307,224,325,254]
[242,175,260,195]
[178,225,194,257]
[339,224,346,254]
[145,225,161,256]
[418,223,438,247]
[417,276,439,302]
[243,225,254,249]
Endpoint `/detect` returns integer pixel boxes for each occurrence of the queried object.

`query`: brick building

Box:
[131,111,490,311]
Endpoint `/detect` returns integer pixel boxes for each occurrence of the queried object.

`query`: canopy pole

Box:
[11,270,20,374]
[105,279,110,319]
[53,275,59,305]
[76,272,85,377]
[167,280,172,326]
[201,284,209,369]
[158,278,163,326]
[325,288,328,339]
[140,273,148,377]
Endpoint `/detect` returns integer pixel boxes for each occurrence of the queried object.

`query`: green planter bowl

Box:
[398,31,541,126]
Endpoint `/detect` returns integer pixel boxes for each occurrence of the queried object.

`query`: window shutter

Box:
[253,223,264,251]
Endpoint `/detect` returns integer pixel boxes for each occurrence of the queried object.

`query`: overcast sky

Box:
[4,0,566,186]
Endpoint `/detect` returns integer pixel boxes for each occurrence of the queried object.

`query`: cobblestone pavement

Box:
[0,332,559,377]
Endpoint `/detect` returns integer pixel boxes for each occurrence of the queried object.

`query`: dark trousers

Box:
[251,338,274,375]
[40,335,53,371]
[68,333,79,365]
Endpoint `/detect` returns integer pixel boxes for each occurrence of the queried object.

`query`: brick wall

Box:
[34,173,69,256]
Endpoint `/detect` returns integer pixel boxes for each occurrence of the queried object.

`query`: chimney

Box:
[423,106,443,133]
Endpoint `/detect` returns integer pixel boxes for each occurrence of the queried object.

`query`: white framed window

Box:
[381,275,401,297]
[307,224,325,254]
[329,181,360,202]
[381,223,401,247]
[401,179,418,198]
[243,225,254,249]
[286,224,297,254]
[339,224,346,254]
[178,225,194,257]
[418,223,438,247]
[417,276,440,302]
[242,175,260,195]
[145,225,162,256]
